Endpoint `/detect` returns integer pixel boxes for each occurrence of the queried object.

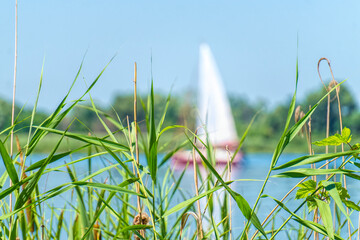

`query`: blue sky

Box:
[1,1,360,112]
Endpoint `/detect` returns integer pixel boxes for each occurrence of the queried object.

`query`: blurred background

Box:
[1,0,360,152]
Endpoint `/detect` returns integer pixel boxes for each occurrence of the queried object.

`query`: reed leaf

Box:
[273,150,359,170]
[271,80,345,169]
[315,199,335,239]
[273,168,358,178]
[35,127,129,152]
[264,194,343,240]
[147,81,158,184]
[71,180,143,197]
[14,133,65,210]
[188,136,268,239]
[0,140,19,184]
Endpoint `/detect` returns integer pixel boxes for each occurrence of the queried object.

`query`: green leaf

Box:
[0,140,19,184]
[341,127,351,142]
[295,180,316,199]
[270,79,345,169]
[15,134,65,210]
[163,184,225,217]
[273,150,360,170]
[320,181,351,225]
[71,180,143,197]
[273,168,357,178]
[188,137,268,239]
[9,217,18,240]
[307,198,318,212]
[315,199,334,240]
[118,225,153,233]
[35,127,129,152]
[263,194,343,240]
[313,127,352,146]
[146,81,158,184]
[313,135,346,146]
[343,200,360,211]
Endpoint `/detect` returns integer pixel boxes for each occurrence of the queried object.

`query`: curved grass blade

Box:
[14,133,65,210]
[0,140,19,184]
[315,199,334,239]
[25,144,90,172]
[263,194,343,240]
[35,127,129,152]
[273,150,359,170]
[71,180,143,197]
[321,181,352,226]
[273,168,358,178]
[26,59,84,155]
[271,80,346,169]
[25,61,44,155]
[188,136,268,239]
[163,183,226,218]
[27,56,114,155]
[147,81,158,184]
[66,165,94,239]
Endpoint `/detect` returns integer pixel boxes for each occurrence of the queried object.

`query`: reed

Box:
[1,54,360,240]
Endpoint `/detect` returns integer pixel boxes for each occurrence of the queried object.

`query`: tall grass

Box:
[0,56,360,240]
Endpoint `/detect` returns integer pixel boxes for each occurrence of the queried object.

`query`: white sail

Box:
[197,43,238,145]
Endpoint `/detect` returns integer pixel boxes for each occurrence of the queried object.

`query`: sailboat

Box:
[172,43,243,166]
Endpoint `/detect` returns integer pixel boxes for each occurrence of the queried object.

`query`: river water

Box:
[3,153,360,239]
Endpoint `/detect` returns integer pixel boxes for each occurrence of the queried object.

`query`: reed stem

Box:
[9,0,18,218]
[133,62,141,214]
[269,157,350,239]
[250,157,338,240]
[192,131,203,239]
[226,147,232,240]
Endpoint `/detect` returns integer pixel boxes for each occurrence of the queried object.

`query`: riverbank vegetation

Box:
[0,57,360,240]
[1,80,359,153]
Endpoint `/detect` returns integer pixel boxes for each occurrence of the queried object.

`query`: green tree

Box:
[300,83,357,135]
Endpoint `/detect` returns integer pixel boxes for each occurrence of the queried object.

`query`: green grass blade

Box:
[27,57,114,155]
[148,81,158,184]
[35,127,129,152]
[66,165,93,240]
[25,144,90,172]
[55,209,64,239]
[26,59,84,155]
[270,58,299,169]
[273,150,359,170]
[162,184,225,217]
[88,92,117,142]
[188,136,268,239]
[270,80,346,169]
[25,60,44,153]
[71,180,143,197]
[9,217,18,240]
[264,194,343,240]
[273,168,357,178]
[14,133,65,210]
[0,140,19,184]
[321,181,352,227]
[315,199,334,239]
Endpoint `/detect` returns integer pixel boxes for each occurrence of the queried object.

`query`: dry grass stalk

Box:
[133,63,141,213]
[16,136,35,233]
[192,130,204,239]
[93,221,102,240]
[179,212,202,240]
[226,146,232,240]
[133,212,149,240]
[9,0,19,219]
[250,157,339,240]
[318,57,350,239]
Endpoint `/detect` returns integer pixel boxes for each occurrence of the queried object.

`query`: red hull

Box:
[171,148,243,168]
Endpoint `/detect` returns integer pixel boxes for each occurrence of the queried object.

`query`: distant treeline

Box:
[1,83,359,141]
